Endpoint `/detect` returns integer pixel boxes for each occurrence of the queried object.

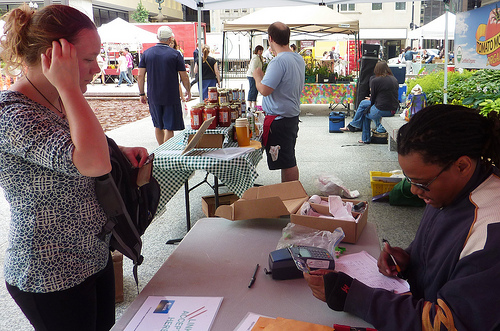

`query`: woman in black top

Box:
[194,44,220,100]
[341,61,399,143]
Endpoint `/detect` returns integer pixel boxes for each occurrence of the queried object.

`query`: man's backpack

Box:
[95,137,161,289]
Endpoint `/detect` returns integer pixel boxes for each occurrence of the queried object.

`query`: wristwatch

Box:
[139,93,145,96]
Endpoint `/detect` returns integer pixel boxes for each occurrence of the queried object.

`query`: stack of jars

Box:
[190,87,246,130]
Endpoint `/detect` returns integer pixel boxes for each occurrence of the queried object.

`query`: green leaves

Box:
[132,0,149,23]
[407,69,500,115]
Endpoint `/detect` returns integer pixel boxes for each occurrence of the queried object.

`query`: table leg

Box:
[214,176,219,209]
[166,180,191,245]
[166,173,222,245]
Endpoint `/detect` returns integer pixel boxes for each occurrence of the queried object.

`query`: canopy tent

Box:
[175,0,448,103]
[97,17,158,46]
[222,6,360,84]
[408,13,456,40]
[223,6,359,36]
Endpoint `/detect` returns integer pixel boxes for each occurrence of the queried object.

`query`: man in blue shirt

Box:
[254,22,305,182]
[138,26,191,144]
[404,46,418,75]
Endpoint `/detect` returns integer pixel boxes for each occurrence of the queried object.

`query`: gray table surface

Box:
[112,218,381,330]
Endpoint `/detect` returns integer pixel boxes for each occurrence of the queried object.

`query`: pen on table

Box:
[248,264,259,288]
[382,239,402,275]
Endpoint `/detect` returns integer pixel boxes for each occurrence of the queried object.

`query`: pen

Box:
[248,264,259,288]
[382,239,402,275]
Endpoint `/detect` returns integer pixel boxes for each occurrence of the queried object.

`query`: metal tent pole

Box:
[197,2,204,103]
[443,8,449,104]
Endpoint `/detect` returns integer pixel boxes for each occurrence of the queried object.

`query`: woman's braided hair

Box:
[397,104,500,167]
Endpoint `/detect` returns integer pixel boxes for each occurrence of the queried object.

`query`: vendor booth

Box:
[97,18,158,83]
[223,6,359,108]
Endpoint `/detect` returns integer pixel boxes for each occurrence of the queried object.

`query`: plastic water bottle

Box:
[401,91,406,104]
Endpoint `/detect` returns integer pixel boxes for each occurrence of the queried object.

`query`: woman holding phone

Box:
[0,4,149,330]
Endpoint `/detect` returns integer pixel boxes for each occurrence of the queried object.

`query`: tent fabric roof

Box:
[97,18,159,44]
[176,0,418,11]
[223,6,359,35]
[407,13,456,40]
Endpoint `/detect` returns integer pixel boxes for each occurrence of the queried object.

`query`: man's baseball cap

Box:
[157,26,174,41]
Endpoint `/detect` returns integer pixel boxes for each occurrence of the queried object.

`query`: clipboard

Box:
[182,117,216,155]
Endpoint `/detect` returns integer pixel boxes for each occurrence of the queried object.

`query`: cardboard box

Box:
[215,181,309,220]
[290,197,368,244]
[112,251,124,303]
[214,181,368,243]
[202,193,239,217]
[187,133,224,148]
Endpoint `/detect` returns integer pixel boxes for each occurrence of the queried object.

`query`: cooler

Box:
[389,64,406,84]
[329,111,345,133]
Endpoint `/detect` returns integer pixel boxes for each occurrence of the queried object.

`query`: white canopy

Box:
[97,18,159,44]
[223,5,358,35]
[408,13,456,40]
[176,0,418,10]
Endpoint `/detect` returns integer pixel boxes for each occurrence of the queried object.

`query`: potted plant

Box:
[316,63,331,84]
[337,75,352,84]
[329,71,338,83]
[304,58,318,83]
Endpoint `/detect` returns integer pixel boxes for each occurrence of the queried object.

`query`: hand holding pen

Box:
[378,239,409,278]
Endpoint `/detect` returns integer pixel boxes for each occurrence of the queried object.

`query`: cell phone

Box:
[287,246,335,273]
[143,153,154,166]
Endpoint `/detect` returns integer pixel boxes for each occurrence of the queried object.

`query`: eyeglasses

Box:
[403,161,453,192]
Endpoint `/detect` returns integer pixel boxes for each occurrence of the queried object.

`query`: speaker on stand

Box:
[355,56,378,110]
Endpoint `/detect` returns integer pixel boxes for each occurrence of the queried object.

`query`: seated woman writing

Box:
[341,61,399,144]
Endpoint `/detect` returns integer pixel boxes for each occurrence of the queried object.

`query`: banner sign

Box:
[455,2,500,69]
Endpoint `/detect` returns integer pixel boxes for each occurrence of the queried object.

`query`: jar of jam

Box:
[232,89,240,101]
[230,104,239,123]
[190,103,204,130]
[218,90,228,104]
[208,87,218,103]
[218,103,231,127]
[204,103,218,129]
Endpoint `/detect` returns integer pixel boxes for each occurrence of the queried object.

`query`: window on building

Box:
[372,3,382,10]
[93,6,129,27]
[340,3,356,11]
[395,2,406,10]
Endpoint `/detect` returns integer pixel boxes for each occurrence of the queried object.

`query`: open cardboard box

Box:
[202,193,239,217]
[187,133,224,149]
[290,197,368,244]
[214,181,368,243]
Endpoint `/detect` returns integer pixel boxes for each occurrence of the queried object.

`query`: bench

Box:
[381,115,407,151]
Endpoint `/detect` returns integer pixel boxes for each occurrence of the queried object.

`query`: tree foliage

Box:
[132,0,149,23]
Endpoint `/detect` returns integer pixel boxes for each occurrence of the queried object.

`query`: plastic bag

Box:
[276,223,345,256]
[315,173,360,198]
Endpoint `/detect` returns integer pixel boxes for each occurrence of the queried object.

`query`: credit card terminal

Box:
[287,246,335,273]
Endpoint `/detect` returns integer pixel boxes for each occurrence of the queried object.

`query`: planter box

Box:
[305,75,316,83]
[317,74,330,83]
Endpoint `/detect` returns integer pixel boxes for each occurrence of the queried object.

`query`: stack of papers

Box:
[125,296,223,331]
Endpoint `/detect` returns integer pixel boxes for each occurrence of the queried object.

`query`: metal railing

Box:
[221,58,250,79]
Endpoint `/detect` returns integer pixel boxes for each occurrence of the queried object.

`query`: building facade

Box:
[0,0,184,26]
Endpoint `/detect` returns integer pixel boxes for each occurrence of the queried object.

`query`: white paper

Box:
[157,150,183,156]
[335,251,410,294]
[204,147,254,160]
[124,296,223,331]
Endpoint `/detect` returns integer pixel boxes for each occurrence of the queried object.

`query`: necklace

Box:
[25,76,65,118]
